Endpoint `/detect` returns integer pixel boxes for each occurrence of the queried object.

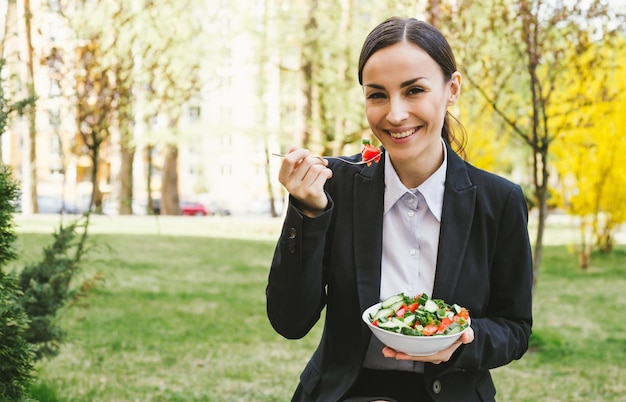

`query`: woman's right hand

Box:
[278,148,333,217]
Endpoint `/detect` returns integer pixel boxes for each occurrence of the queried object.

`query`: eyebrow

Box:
[364,77,426,90]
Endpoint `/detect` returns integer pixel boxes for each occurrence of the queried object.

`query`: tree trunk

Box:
[0,0,14,57]
[330,0,352,155]
[145,144,156,214]
[119,144,134,215]
[426,0,441,29]
[260,0,280,218]
[160,143,180,215]
[302,0,322,152]
[577,220,591,270]
[89,146,100,212]
[0,0,15,163]
[522,0,549,288]
[533,176,547,286]
[23,0,38,213]
[264,146,278,217]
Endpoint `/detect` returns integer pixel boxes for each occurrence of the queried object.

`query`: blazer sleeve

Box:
[266,195,334,340]
[440,184,533,375]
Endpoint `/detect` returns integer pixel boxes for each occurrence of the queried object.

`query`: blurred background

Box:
[1,0,625,250]
[1,3,625,399]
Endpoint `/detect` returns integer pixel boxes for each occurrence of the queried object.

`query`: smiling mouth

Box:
[387,127,418,139]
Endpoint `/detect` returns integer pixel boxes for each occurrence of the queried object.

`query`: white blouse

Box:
[363,139,447,373]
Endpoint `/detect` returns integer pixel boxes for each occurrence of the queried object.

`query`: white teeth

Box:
[389,128,416,138]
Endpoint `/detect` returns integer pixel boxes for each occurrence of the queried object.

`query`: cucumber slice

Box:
[370,308,394,321]
[444,322,462,335]
[381,294,404,308]
[403,315,416,326]
[390,317,408,327]
[377,320,400,329]
[424,299,439,313]
[390,300,405,312]
[377,317,409,332]
[400,326,420,336]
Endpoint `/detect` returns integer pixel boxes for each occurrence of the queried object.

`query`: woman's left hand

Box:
[382,327,474,364]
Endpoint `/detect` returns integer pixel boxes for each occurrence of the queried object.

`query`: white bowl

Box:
[362,302,471,356]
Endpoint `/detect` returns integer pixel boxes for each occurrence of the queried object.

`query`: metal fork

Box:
[271,152,381,166]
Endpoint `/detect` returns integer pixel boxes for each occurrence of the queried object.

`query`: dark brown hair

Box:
[358,17,467,156]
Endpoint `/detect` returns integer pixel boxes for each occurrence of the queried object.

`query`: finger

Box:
[280,161,331,212]
[286,156,328,189]
[383,340,461,364]
[285,148,310,167]
[383,347,422,362]
[278,149,310,183]
[299,162,332,189]
[291,165,332,212]
[461,327,475,344]
[382,347,397,359]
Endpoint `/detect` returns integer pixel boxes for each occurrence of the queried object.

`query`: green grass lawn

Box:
[9,216,626,401]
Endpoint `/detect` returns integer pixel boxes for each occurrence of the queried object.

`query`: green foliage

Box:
[0,271,35,401]
[17,220,88,360]
[0,167,35,401]
[0,167,19,266]
[27,381,63,402]
[528,328,571,361]
[0,70,93,391]
[552,36,626,263]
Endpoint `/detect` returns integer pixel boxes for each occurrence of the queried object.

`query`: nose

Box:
[386,95,409,124]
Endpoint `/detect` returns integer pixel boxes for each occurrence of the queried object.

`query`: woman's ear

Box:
[447,71,462,105]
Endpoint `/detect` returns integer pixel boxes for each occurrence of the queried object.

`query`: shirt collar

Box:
[383,139,447,221]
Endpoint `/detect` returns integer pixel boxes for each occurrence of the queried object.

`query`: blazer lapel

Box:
[350,147,475,309]
[353,152,386,313]
[432,146,476,301]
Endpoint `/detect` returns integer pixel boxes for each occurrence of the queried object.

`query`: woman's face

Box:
[361,41,461,168]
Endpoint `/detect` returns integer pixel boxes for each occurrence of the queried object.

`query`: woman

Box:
[266,17,533,402]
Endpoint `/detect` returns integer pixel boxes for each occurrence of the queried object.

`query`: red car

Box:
[180,202,209,216]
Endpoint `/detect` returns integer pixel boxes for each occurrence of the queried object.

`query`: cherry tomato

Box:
[422,324,439,336]
[436,318,454,334]
[456,309,470,320]
[361,139,381,166]
[407,303,419,312]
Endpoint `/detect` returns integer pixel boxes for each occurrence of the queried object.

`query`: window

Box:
[48,108,61,128]
[49,78,61,97]
[188,106,201,121]
[48,0,61,12]
[50,134,62,155]
[220,163,232,175]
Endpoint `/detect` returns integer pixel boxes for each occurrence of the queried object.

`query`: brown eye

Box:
[407,87,424,95]
[366,92,386,100]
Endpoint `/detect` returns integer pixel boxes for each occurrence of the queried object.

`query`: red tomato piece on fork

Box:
[361,139,381,166]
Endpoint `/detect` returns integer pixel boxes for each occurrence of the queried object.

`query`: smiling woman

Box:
[361,41,461,188]
[267,17,533,402]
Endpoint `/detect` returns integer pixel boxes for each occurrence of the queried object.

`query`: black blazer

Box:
[267,144,533,402]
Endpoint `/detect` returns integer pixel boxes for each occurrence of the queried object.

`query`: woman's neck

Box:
[390,142,445,189]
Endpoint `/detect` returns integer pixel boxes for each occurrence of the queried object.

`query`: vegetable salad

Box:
[369,293,470,336]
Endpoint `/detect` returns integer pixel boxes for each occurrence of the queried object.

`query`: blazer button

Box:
[432,379,442,394]
[287,228,297,253]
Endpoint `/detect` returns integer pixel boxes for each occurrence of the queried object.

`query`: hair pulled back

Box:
[358,17,466,156]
